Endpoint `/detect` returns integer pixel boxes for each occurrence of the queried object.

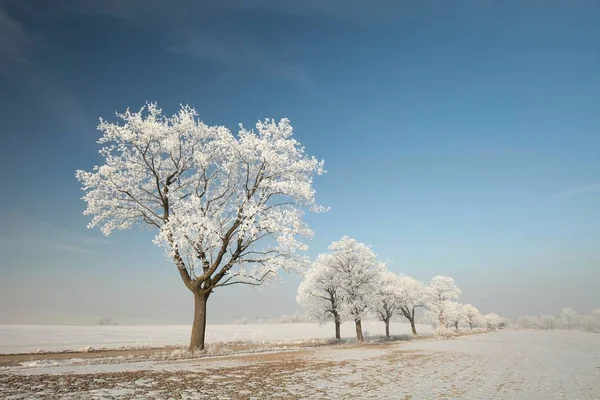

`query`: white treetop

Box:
[426,275,462,325]
[373,269,402,323]
[445,302,465,328]
[76,104,326,292]
[560,308,576,329]
[325,236,383,322]
[462,304,482,329]
[484,313,503,330]
[397,275,427,317]
[296,256,342,325]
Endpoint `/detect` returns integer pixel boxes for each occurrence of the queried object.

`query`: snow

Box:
[1,330,599,399]
[0,321,432,354]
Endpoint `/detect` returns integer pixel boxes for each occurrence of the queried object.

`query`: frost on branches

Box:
[372,270,402,338]
[445,302,465,331]
[484,313,503,330]
[462,304,482,330]
[319,236,383,342]
[397,275,427,335]
[425,275,461,328]
[296,256,343,339]
[76,104,325,350]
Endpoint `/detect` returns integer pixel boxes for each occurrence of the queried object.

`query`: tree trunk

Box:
[409,308,418,335]
[189,291,210,351]
[355,319,364,343]
[469,322,473,330]
[454,321,459,331]
[385,318,390,338]
[335,319,341,340]
[409,318,418,335]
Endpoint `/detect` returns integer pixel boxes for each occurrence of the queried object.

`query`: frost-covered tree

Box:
[325,236,383,343]
[297,256,343,339]
[397,275,427,335]
[76,104,325,350]
[540,314,557,330]
[425,276,461,327]
[372,270,402,338]
[462,304,481,330]
[560,308,576,330]
[517,315,536,329]
[446,302,465,331]
[484,313,502,330]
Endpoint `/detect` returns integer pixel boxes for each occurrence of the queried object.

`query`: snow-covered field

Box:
[1,330,599,399]
[0,322,431,354]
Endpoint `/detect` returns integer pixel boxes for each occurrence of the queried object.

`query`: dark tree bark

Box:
[355,319,364,343]
[401,306,419,335]
[409,318,418,335]
[454,321,459,331]
[335,319,341,339]
[189,291,210,350]
[469,322,473,330]
[384,318,390,338]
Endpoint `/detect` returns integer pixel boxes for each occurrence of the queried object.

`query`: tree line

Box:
[297,236,502,342]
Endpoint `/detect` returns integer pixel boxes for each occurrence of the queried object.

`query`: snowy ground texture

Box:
[1,330,599,399]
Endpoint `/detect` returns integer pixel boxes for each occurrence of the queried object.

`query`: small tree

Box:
[484,313,502,330]
[297,256,343,339]
[425,276,461,327]
[560,308,576,330]
[325,236,383,343]
[446,302,465,331]
[77,104,325,350]
[540,314,557,330]
[372,270,401,338]
[462,304,481,330]
[397,275,427,335]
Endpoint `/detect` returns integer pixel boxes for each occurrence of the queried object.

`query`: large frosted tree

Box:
[397,275,427,335]
[297,256,343,339]
[324,236,383,342]
[76,104,325,350]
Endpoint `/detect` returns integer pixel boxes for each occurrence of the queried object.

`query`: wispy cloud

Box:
[1,215,108,254]
[168,29,318,90]
[554,182,600,199]
[0,8,34,75]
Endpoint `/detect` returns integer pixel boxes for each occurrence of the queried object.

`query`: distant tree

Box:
[76,104,326,350]
[326,236,383,343]
[560,308,576,330]
[372,270,402,338]
[397,275,427,335]
[517,315,537,329]
[297,255,343,339]
[483,313,502,330]
[540,314,557,330]
[446,302,465,331]
[462,304,482,330]
[425,276,461,327]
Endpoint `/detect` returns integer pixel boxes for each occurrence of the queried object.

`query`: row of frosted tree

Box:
[516,307,600,332]
[296,236,502,342]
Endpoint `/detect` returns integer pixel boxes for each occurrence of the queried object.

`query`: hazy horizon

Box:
[1,0,599,326]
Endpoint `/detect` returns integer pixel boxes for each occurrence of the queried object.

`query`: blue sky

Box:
[0,0,599,324]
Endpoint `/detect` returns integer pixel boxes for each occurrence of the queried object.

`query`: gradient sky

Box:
[0,0,599,325]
